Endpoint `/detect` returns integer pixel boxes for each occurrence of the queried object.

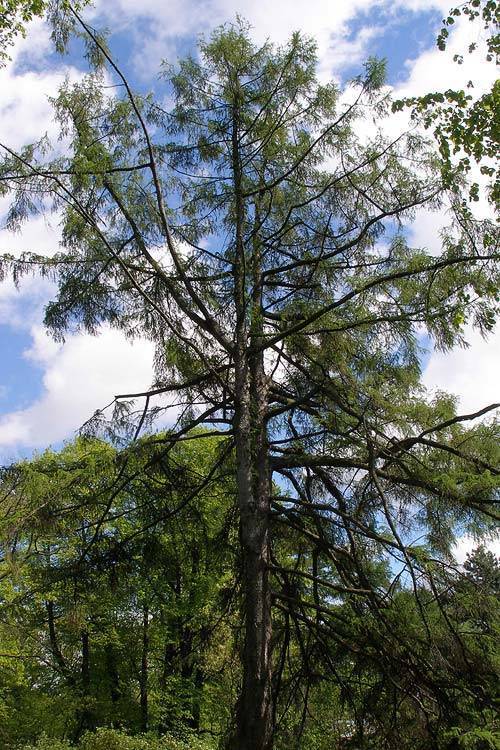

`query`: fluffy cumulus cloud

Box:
[0,31,158,459]
[96,0,380,77]
[0,19,80,150]
[92,0,448,80]
[0,0,498,455]
[0,326,155,457]
[452,533,500,566]
[397,14,498,98]
[0,20,79,327]
[422,326,500,414]
[388,11,499,417]
[0,209,61,327]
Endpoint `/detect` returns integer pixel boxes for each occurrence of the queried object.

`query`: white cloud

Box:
[0,28,163,457]
[0,209,63,329]
[408,207,450,256]
[8,16,53,64]
[452,533,500,566]
[213,0,379,79]
[0,276,54,330]
[0,326,156,455]
[0,207,61,257]
[93,0,213,37]
[93,0,436,80]
[409,200,498,419]
[0,17,78,330]
[397,16,497,99]
[0,52,77,152]
[422,325,499,414]
[92,0,498,94]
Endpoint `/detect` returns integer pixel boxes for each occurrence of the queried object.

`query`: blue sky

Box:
[0,0,498,498]
[0,327,42,411]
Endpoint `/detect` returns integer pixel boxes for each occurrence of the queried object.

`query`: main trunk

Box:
[228,78,273,749]
[105,643,121,706]
[140,604,149,732]
[230,358,273,750]
[75,629,95,739]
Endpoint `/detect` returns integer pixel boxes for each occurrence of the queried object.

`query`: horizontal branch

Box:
[270,564,372,596]
[114,364,230,400]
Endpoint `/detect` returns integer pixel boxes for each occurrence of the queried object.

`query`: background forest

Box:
[0,434,498,749]
[0,1,498,749]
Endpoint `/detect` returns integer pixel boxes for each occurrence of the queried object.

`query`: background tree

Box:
[0,0,92,64]
[394,0,500,205]
[1,439,498,749]
[0,434,235,747]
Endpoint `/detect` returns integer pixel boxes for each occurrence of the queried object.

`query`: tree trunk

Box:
[228,82,274,750]
[192,663,204,731]
[230,309,273,750]
[46,600,75,686]
[81,629,91,696]
[75,629,95,739]
[105,643,121,707]
[161,637,175,689]
[230,366,273,750]
[140,605,149,732]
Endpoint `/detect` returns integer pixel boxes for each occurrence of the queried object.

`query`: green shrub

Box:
[441,727,500,750]
[18,728,216,750]
[17,736,72,750]
[81,727,215,750]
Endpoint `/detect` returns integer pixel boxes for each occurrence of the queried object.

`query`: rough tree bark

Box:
[228,81,273,750]
[140,604,149,732]
[105,643,121,708]
[76,629,95,738]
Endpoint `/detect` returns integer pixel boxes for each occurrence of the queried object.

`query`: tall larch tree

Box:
[0,7,498,749]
